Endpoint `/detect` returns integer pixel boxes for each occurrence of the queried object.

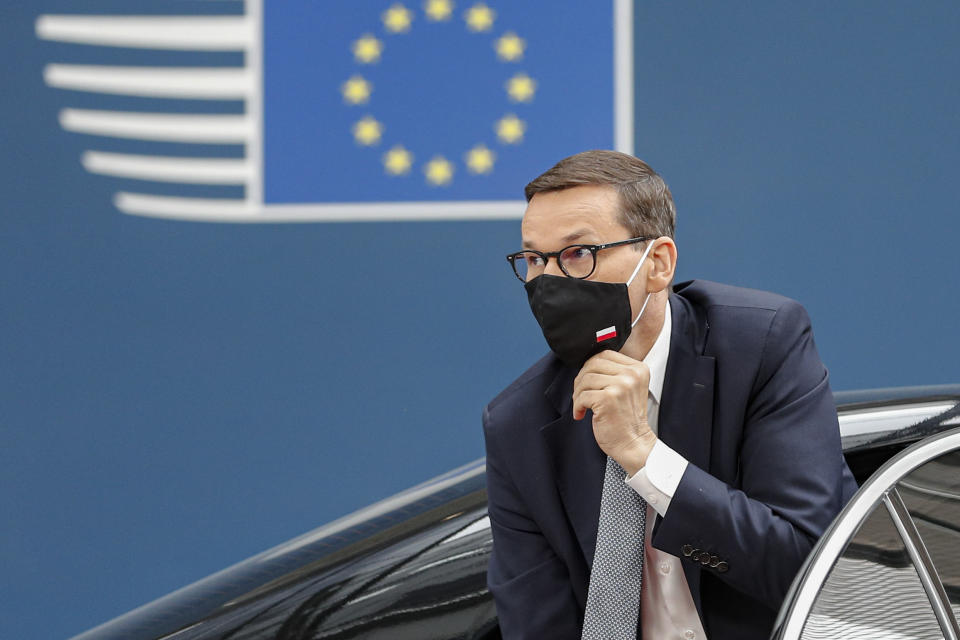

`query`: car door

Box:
[771,425,960,640]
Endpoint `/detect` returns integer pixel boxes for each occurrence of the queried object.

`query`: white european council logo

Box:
[36,0,631,223]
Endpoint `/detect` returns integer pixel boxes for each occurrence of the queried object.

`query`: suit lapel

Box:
[540,365,606,566]
[655,292,716,619]
[658,292,715,479]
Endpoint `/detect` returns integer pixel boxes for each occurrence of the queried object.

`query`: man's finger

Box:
[591,349,643,366]
[576,355,649,390]
[572,388,605,421]
[573,371,620,395]
[576,353,632,383]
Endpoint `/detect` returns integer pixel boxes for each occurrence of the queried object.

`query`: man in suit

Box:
[484,150,857,639]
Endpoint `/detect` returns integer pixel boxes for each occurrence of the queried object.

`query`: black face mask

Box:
[525,275,632,367]
[524,243,654,368]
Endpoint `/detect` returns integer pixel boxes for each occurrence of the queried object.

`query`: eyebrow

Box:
[522,228,595,249]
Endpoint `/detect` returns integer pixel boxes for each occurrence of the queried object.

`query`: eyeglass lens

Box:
[513,246,595,281]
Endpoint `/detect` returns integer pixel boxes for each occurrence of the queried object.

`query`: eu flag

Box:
[264,1,624,209]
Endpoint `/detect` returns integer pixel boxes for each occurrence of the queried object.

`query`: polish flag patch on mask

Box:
[596,326,617,343]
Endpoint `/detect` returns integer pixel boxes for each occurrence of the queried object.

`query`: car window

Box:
[773,426,960,640]
[896,451,960,629]
[801,498,944,639]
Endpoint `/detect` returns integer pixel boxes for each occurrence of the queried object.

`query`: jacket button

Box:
[699,554,711,566]
[690,549,702,561]
[709,555,720,567]
[681,544,694,557]
[717,561,729,573]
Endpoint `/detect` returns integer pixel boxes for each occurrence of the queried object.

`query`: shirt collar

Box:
[643,300,671,406]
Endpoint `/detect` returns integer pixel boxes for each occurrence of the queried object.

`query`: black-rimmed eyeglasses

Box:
[506,236,655,282]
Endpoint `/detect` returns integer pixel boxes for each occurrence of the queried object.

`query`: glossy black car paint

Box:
[73,385,960,640]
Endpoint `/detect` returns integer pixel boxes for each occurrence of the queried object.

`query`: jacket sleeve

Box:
[652,299,856,610]
[483,404,583,640]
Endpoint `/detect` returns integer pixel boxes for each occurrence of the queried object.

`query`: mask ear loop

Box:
[627,241,656,328]
[631,293,652,329]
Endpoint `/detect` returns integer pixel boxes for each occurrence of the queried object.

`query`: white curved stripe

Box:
[83,152,251,184]
[115,194,526,222]
[35,15,252,51]
[60,109,250,143]
[44,65,252,99]
[116,193,255,219]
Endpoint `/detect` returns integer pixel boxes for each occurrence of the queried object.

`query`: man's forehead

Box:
[522,227,596,249]
[521,185,624,248]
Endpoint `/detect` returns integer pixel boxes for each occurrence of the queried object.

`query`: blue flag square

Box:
[264,1,622,206]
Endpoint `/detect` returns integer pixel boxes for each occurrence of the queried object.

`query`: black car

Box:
[73,385,960,640]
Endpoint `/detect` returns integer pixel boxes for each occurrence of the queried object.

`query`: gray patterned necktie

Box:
[581,455,647,640]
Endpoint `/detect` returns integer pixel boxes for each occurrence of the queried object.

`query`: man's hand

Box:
[572,350,658,476]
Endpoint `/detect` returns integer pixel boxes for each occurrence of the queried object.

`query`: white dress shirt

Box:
[624,303,708,640]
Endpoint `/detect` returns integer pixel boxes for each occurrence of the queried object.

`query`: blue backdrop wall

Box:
[2,2,958,639]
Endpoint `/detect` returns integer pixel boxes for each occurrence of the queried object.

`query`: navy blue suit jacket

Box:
[483,280,857,640]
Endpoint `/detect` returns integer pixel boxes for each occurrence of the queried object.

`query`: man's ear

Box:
[647,237,677,293]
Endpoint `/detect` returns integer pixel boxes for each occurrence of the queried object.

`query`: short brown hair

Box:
[524,150,676,239]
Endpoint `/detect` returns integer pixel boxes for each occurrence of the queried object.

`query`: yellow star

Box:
[495,32,525,61]
[352,116,384,146]
[464,2,495,32]
[495,114,526,144]
[424,155,454,186]
[341,75,372,105]
[505,72,536,103]
[382,3,414,33]
[465,144,495,174]
[383,145,414,175]
[352,34,383,64]
[424,0,454,21]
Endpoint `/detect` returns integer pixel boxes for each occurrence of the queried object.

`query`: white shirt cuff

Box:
[624,440,689,516]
